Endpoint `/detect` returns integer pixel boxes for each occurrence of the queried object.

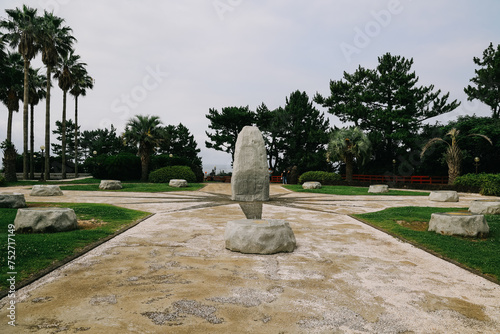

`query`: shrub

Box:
[149,165,196,183]
[0,175,6,187]
[104,153,141,180]
[298,171,342,185]
[85,153,141,180]
[454,173,500,196]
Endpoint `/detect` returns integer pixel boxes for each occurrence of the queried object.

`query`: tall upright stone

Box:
[231,126,269,202]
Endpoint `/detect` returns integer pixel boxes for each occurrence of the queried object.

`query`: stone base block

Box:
[225,219,296,254]
[0,192,26,208]
[368,185,389,193]
[428,212,489,237]
[302,182,321,190]
[429,191,459,202]
[169,179,188,188]
[99,180,123,190]
[15,207,78,233]
[469,200,500,215]
[31,185,63,196]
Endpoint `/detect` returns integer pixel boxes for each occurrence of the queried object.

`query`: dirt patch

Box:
[78,219,106,230]
[396,220,428,231]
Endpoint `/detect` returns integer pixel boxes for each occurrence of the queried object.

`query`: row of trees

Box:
[0,5,93,181]
[205,48,500,182]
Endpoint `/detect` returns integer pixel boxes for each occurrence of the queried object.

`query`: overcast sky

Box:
[1,0,499,173]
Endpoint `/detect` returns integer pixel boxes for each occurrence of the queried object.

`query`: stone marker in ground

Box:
[31,185,63,196]
[428,212,489,237]
[368,184,389,193]
[0,192,26,208]
[14,207,78,233]
[99,180,123,190]
[231,126,269,202]
[429,190,459,202]
[225,219,296,254]
[302,181,322,190]
[469,199,500,215]
[169,179,188,188]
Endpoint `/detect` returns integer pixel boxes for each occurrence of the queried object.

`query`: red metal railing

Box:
[343,174,449,184]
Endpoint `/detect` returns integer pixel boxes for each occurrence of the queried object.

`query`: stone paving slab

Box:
[1,184,499,333]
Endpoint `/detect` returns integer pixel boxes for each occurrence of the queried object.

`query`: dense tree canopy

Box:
[315,53,460,173]
[464,43,500,119]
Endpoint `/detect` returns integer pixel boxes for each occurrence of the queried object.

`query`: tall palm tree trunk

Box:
[140,155,149,182]
[30,103,35,179]
[23,59,30,180]
[345,153,354,183]
[7,109,13,142]
[61,90,67,179]
[45,66,51,181]
[74,95,79,177]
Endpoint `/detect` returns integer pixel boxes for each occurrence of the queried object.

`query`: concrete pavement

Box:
[1,183,499,333]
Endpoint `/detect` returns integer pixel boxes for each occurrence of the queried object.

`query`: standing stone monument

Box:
[231,126,269,202]
[226,126,296,254]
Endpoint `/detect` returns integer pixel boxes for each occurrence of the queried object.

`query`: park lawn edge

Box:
[350,211,500,286]
[283,184,430,196]
[0,206,153,298]
[58,182,206,192]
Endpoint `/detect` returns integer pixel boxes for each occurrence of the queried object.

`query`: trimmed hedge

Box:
[454,173,500,196]
[0,175,5,187]
[298,171,342,185]
[149,165,196,183]
[86,153,141,180]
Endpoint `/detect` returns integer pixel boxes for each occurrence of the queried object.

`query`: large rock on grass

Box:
[0,192,26,208]
[429,191,459,202]
[368,184,389,193]
[169,179,188,188]
[469,200,500,215]
[225,219,296,254]
[231,126,269,202]
[99,180,123,190]
[31,185,63,196]
[14,207,78,233]
[428,212,489,237]
[302,182,321,190]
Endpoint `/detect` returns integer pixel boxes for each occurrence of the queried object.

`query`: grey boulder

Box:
[31,185,63,196]
[99,180,123,190]
[0,192,26,208]
[225,219,296,254]
[169,179,188,188]
[469,200,500,215]
[302,182,322,190]
[428,212,489,237]
[15,207,78,233]
[429,191,459,202]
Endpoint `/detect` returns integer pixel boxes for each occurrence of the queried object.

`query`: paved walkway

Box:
[1,184,500,333]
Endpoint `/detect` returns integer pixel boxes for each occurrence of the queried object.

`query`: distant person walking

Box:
[281,169,287,184]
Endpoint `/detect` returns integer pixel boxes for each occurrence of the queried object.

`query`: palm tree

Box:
[327,127,372,182]
[38,10,75,180]
[421,128,493,184]
[28,67,47,179]
[1,52,23,142]
[0,51,23,183]
[124,115,163,181]
[54,51,84,179]
[70,66,93,177]
[1,5,40,179]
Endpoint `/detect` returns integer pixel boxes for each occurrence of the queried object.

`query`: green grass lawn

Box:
[354,207,500,282]
[58,182,205,192]
[284,184,429,196]
[0,203,150,291]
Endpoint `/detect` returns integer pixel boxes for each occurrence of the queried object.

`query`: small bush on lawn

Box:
[299,171,342,185]
[149,165,196,183]
[454,173,500,196]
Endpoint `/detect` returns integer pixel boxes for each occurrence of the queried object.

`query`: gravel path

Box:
[1,184,499,333]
